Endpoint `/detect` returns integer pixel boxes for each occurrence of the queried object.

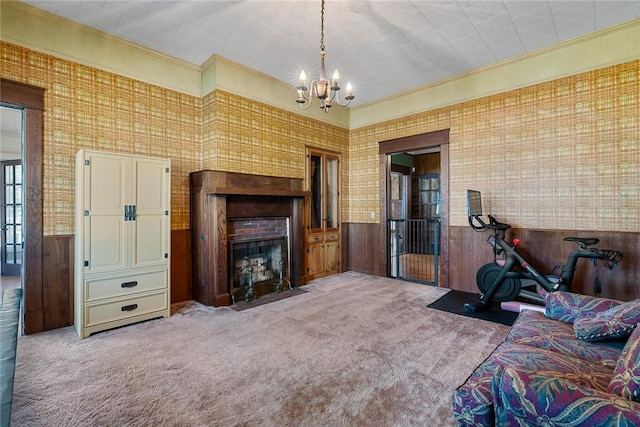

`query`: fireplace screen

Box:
[231,237,289,302]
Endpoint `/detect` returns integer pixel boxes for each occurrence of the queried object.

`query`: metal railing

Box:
[388,218,440,285]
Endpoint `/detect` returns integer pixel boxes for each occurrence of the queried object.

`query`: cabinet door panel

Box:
[307,243,324,277]
[133,160,167,213]
[133,215,166,267]
[324,240,340,274]
[85,215,127,273]
[131,159,169,269]
[86,154,128,214]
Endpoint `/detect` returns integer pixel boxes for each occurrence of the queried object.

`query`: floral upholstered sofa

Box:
[452,291,640,426]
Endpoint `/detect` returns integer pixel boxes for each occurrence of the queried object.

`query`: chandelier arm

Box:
[333,97,352,107]
[297,80,320,110]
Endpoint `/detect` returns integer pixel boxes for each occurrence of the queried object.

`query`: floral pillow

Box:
[574,299,640,342]
[607,325,640,402]
[545,291,620,324]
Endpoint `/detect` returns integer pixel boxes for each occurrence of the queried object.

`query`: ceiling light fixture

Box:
[296,0,354,113]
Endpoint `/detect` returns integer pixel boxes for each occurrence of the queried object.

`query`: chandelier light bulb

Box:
[299,70,306,84]
[345,82,354,99]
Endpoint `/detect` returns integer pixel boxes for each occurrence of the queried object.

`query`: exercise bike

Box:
[463,190,623,313]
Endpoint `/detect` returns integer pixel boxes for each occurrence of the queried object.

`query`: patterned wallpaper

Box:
[201,90,348,180]
[2,41,637,234]
[1,42,200,234]
[0,42,349,235]
[349,60,639,232]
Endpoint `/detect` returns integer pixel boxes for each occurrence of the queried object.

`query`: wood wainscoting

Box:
[31,230,192,334]
[449,226,640,301]
[344,222,639,302]
[343,223,383,277]
[27,224,640,333]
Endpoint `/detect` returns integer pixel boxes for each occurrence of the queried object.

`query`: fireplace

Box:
[229,218,290,302]
[190,171,308,306]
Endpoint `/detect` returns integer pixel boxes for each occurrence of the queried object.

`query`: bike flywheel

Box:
[476,263,521,302]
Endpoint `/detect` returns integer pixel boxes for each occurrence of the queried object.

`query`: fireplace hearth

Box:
[190,171,308,306]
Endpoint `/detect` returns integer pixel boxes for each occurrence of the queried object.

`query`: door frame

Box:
[378,129,450,287]
[1,78,45,334]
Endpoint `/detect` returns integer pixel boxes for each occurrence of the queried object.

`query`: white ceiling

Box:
[16,1,640,107]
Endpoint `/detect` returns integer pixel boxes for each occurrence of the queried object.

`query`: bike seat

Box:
[564,237,599,246]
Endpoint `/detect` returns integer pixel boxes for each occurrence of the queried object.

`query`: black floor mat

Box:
[427,289,519,326]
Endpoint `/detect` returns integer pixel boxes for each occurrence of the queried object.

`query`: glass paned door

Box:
[1,160,22,276]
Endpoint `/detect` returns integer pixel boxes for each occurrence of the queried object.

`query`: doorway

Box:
[378,129,450,288]
[0,106,23,291]
[1,78,45,335]
[388,150,441,285]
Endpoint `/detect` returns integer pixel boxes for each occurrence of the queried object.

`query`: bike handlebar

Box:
[468,214,511,232]
[469,214,623,269]
[593,248,623,270]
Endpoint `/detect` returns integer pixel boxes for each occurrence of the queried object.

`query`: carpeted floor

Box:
[427,289,519,326]
[11,272,511,426]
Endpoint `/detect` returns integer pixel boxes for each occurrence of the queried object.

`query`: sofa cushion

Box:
[574,299,640,342]
[506,310,621,367]
[494,366,640,425]
[607,325,640,402]
[452,341,613,426]
[545,291,620,324]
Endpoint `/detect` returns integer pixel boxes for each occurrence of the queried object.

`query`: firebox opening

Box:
[229,217,291,303]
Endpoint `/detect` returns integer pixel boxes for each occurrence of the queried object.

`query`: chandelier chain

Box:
[320,0,325,51]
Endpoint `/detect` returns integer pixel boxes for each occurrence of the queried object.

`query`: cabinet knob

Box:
[121,281,138,289]
[121,304,138,312]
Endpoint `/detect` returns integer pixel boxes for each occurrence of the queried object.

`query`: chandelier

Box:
[296,0,354,113]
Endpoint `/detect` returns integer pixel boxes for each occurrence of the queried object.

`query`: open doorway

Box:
[1,78,44,335]
[388,149,441,285]
[378,129,450,288]
[0,106,23,291]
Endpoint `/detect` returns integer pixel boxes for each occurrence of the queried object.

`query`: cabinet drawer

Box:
[307,234,323,243]
[325,233,340,241]
[85,292,167,327]
[85,270,167,302]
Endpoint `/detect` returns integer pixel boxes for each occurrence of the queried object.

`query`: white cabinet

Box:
[74,150,170,338]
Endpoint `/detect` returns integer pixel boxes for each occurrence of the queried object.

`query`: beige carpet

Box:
[11,272,510,426]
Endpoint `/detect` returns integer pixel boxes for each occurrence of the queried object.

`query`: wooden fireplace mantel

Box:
[190,170,309,306]
[194,170,308,197]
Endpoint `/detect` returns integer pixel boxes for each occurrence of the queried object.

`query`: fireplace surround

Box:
[190,171,308,306]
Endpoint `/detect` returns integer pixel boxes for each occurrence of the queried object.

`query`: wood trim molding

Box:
[378,129,450,287]
[1,78,45,334]
[1,78,45,110]
[378,129,449,155]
